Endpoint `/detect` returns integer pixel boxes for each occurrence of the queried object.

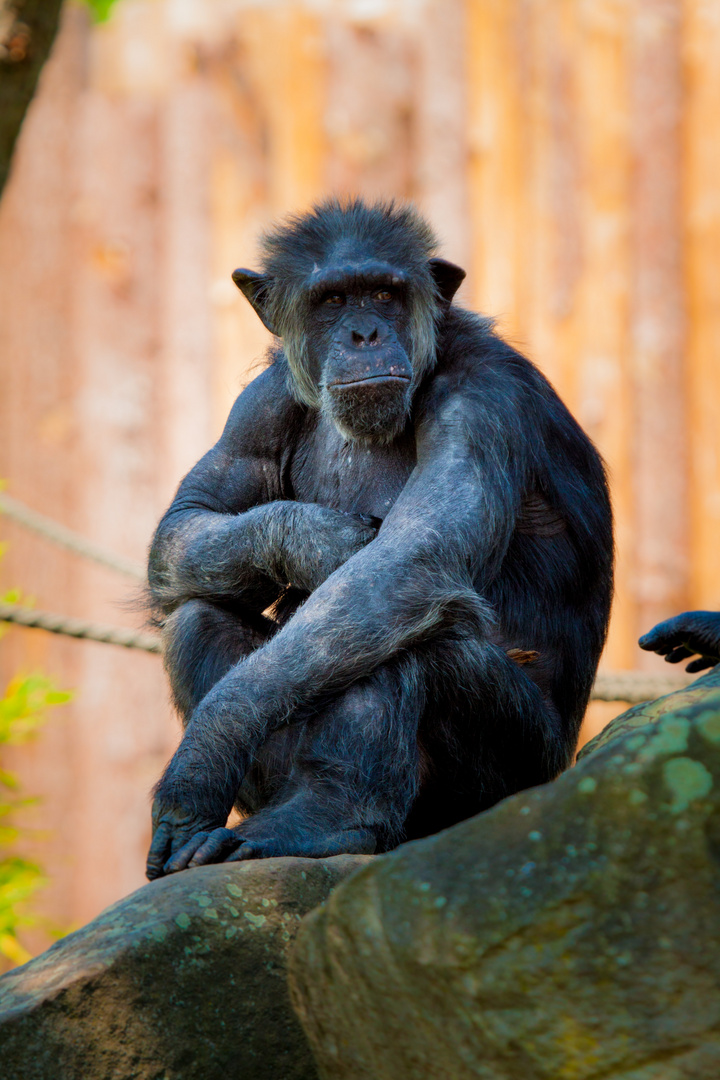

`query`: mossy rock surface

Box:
[0,854,369,1080]
[289,668,720,1080]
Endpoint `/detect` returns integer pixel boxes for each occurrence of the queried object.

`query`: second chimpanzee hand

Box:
[273,503,378,593]
[639,610,720,673]
[158,827,243,873]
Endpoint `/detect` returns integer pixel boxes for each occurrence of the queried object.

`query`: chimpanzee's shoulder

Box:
[426,307,550,408]
[219,348,307,456]
[436,308,542,385]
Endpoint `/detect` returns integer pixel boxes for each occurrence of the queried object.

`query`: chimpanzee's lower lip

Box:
[327,374,411,389]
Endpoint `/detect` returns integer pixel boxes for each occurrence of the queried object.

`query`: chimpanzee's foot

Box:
[162,805,377,874]
[227,819,376,861]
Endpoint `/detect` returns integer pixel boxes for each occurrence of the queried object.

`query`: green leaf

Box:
[0,768,18,791]
[0,674,72,746]
[83,0,120,23]
[0,519,72,966]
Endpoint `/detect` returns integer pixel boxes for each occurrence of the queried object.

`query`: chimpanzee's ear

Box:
[428,257,466,308]
[232,269,279,335]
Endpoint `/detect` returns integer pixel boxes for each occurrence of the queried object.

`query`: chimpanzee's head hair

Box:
[233,198,465,442]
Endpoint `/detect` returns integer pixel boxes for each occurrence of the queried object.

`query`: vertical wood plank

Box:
[413,0,471,270]
[522,0,583,398]
[628,0,689,655]
[573,0,634,670]
[0,5,176,938]
[324,11,413,201]
[0,6,90,942]
[208,146,272,438]
[158,79,215,492]
[239,4,327,216]
[70,86,171,922]
[196,25,276,435]
[683,0,720,609]
[466,0,528,336]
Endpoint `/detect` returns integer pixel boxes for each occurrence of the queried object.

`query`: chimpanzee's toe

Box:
[223,823,376,860]
[185,827,242,868]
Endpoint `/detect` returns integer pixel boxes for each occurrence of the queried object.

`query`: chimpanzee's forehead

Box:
[327,235,375,262]
[306,258,407,299]
[260,202,438,291]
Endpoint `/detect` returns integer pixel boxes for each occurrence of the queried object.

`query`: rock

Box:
[578,665,720,761]
[0,854,369,1080]
[289,668,720,1080]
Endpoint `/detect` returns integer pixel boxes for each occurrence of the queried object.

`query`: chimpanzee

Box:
[145,199,613,880]
[640,611,720,672]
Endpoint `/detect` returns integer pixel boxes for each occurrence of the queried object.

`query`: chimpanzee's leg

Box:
[231,656,426,858]
[236,630,569,858]
[163,654,427,869]
[165,623,570,871]
[162,599,274,725]
[404,631,572,840]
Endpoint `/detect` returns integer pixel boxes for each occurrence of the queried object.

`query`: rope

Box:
[0,496,702,699]
[0,496,703,697]
[0,601,700,701]
[0,493,146,582]
[0,602,161,653]
[592,668,692,703]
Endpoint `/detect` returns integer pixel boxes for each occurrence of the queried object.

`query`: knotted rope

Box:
[0,493,701,702]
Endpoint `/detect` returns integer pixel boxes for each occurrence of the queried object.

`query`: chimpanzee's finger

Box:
[639,620,682,652]
[226,841,260,861]
[187,828,240,867]
[664,645,693,664]
[147,822,173,880]
[163,831,211,875]
[685,656,717,674]
[355,513,383,530]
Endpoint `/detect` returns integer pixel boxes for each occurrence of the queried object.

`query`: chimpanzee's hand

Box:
[639,610,720,674]
[146,792,228,881]
[275,504,379,593]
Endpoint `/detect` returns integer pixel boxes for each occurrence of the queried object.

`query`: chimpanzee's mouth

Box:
[327,374,411,390]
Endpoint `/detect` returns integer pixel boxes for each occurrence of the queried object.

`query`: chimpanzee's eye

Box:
[323,293,345,306]
[374,290,394,302]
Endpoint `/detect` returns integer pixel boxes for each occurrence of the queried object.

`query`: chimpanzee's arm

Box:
[148,376,528,872]
[150,498,377,613]
[148,367,376,616]
[639,611,720,673]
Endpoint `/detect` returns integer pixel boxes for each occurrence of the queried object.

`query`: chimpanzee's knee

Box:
[162,599,273,723]
[288,655,427,848]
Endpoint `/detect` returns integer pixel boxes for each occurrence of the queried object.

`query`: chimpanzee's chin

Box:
[324,383,410,443]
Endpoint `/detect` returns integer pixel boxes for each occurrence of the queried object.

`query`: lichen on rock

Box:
[289,667,720,1080]
[0,854,369,1080]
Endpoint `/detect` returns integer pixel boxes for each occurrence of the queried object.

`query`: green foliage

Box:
[0,487,71,965]
[0,671,71,966]
[82,0,120,24]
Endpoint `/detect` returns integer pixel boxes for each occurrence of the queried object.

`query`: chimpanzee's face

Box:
[232,212,465,444]
[307,263,415,443]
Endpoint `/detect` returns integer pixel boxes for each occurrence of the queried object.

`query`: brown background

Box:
[1,0,719,947]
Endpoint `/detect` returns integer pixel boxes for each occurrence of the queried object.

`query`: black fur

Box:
[640,611,720,673]
[146,198,613,879]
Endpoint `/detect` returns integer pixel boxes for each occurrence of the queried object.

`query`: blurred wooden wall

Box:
[1,0,719,941]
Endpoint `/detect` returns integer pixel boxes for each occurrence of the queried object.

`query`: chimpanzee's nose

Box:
[351,326,379,347]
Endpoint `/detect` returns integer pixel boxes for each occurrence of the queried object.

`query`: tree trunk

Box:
[0,0,64,197]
